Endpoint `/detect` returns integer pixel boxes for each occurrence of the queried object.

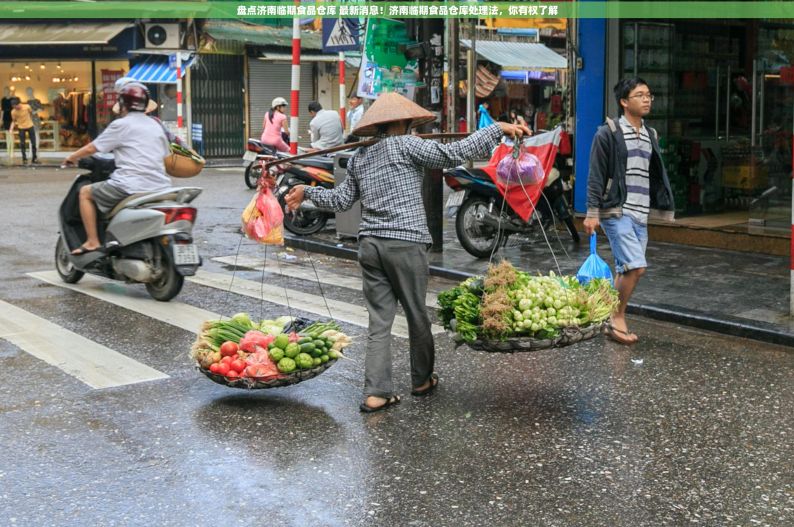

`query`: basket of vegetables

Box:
[165,143,205,178]
[191,312,352,389]
[438,261,618,353]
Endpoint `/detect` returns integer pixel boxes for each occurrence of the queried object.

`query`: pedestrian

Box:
[284,92,530,412]
[307,101,343,151]
[261,97,290,152]
[346,95,364,137]
[583,77,675,345]
[62,83,171,255]
[9,97,39,164]
[509,109,528,128]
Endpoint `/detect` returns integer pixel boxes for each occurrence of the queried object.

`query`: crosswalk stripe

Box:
[28,271,217,334]
[188,270,446,338]
[212,255,439,307]
[0,299,168,389]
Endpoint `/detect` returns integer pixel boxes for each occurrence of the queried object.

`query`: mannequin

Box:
[25,87,42,149]
[2,87,13,131]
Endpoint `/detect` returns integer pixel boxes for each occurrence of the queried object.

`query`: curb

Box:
[284,234,794,348]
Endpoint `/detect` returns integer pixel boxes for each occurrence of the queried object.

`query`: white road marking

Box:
[28,271,217,334]
[213,255,439,307]
[0,299,168,389]
[188,270,445,339]
[213,167,246,172]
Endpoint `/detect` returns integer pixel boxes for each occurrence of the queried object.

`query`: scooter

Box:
[444,154,580,259]
[268,154,337,236]
[55,154,203,301]
[243,138,277,189]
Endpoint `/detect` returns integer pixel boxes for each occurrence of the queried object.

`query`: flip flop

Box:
[606,324,639,346]
[359,395,401,413]
[71,245,101,256]
[411,373,439,397]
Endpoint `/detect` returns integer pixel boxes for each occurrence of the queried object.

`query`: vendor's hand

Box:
[284,185,306,212]
[583,217,600,236]
[497,122,532,140]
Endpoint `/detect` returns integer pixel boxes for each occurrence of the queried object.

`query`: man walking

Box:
[285,92,529,412]
[346,95,364,139]
[583,77,675,345]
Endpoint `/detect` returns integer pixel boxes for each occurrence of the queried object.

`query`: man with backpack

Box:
[583,77,675,345]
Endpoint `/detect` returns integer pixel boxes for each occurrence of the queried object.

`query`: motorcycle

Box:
[55,154,203,301]
[270,153,336,235]
[444,153,580,259]
[243,138,277,189]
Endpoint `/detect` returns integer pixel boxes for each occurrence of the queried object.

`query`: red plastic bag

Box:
[241,187,284,245]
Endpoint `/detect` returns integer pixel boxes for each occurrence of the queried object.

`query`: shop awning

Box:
[460,40,567,70]
[0,23,130,45]
[258,52,361,67]
[127,55,195,84]
[203,20,323,50]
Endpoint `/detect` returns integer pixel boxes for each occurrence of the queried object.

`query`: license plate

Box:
[173,244,200,266]
[243,151,257,162]
[445,190,466,209]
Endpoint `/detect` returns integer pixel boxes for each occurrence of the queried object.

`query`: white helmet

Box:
[271,97,288,108]
[114,76,133,93]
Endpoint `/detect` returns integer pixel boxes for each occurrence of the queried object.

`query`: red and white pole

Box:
[339,51,346,130]
[176,52,183,133]
[289,4,301,155]
[790,124,793,315]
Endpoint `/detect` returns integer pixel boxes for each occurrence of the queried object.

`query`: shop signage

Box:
[356,19,419,100]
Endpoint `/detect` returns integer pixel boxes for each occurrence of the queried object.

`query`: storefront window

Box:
[94,60,129,133]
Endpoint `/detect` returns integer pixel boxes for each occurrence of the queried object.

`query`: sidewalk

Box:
[284,218,794,348]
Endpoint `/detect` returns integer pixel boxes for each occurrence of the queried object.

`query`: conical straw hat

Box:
[352,92,436,136]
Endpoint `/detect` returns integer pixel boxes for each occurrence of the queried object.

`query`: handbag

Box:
[165,143,205,178]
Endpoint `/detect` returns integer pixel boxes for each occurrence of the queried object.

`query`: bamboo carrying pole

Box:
[262,132,471,170]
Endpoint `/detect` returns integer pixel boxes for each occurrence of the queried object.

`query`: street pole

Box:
[289,4,301,155]
[447,18,458,132]
[339,51,346,130]
[790,110,793,316]
[466,19,476,132]
[176,51,183,139]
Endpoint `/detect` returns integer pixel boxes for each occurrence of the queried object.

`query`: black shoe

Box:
[31,158,40,164]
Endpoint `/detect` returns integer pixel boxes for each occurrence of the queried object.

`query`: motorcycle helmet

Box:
[271,96,288,108]
[118,82,151,113]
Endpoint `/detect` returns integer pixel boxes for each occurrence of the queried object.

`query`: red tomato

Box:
[288,332,300,343]
[230,359,246,374]
[220,341,239,357]
[221,356,234,365]
[216,362,231,376]
[209,363,220,374]
[226,370,240,379]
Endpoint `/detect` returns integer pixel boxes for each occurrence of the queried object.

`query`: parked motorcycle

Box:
[444,156,580,259]
[271,154,336,235]
[55,154,203,301]
[243,138,277,189]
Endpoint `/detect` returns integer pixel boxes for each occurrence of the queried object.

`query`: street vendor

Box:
[285,92,530,413]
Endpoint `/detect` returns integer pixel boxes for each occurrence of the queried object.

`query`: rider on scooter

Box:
[63,82,171,255]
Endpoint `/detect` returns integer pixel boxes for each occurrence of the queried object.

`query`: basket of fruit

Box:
[439,261,618,353]
[191,313,352,389]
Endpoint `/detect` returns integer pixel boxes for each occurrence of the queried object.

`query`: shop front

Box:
[0,22,138,158]
[608,20,794,240]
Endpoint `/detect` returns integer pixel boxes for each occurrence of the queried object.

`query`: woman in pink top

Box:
[261,96,290,152]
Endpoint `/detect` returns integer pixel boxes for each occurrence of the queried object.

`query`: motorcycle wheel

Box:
[563,216,581,243]
[455,196,505,259]
[244,162,262,189]
[55,237,85,284]
[278,187,328,235]
[145,244,184,302]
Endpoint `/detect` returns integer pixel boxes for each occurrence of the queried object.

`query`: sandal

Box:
[411,373,439,397]
[359,395,401,413]
[606,324,639,346]
[71,245,102,256]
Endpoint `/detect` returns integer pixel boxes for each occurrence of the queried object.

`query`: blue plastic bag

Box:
[576,234,613,286]
[477,104,495,129]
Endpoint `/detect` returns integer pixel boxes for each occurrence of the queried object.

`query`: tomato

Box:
[226,369,240,379]
[288,331,300,343]
[209,363,220,374]
[216,362,231,376]
[220,356,234,365]
[230,359,247,374]
[220,341,239,357]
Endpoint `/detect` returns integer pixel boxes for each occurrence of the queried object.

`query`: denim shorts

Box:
[601,215,648,274]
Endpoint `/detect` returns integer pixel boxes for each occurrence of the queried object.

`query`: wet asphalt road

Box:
[0,166,792,527]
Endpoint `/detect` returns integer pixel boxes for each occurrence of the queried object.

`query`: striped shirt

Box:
[619,115,651,223]
[304,124,503,243]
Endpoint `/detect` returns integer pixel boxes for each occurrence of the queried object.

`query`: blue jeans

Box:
[601,215,648,274]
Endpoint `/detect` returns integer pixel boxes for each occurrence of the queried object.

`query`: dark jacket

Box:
[586,117,675,222]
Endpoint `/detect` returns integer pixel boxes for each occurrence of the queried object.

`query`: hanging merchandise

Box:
[242,185,284,245]
[438,260,619,352]
[477,103,495,129]
[576,234,614,287]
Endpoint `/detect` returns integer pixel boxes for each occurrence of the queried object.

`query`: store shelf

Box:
[0,121,60,152]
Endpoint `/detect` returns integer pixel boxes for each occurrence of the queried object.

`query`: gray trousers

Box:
[358,236,435,398]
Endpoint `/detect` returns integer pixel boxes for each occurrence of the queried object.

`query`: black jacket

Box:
[586,117,675,221]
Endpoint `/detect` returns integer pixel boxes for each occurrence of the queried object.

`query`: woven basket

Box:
[165,148,205,178]
[197,359,337,389]
[452,322,607,353]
